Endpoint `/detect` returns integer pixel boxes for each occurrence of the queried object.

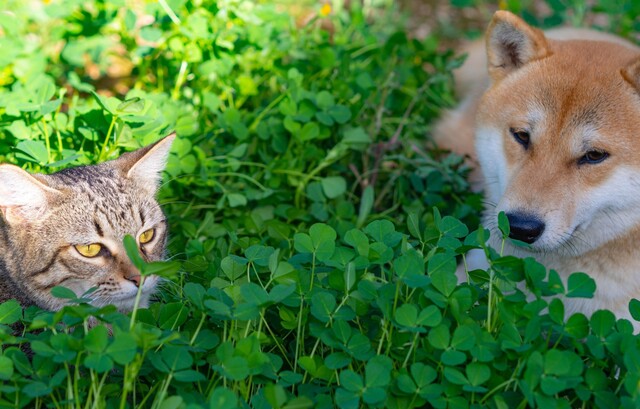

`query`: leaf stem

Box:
[99,114,118,161]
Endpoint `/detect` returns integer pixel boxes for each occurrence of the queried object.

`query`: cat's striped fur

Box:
[0,135,175,311]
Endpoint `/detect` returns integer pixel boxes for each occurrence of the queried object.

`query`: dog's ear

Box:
[622,57,640,92]
[486,11,550,82]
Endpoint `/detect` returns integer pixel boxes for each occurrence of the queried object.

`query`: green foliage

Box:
[0,0,639,408]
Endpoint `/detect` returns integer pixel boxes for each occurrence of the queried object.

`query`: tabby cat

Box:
[0,134,175,312]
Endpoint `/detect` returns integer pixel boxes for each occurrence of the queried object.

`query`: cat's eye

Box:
[139,228,155,244]
[75,243,102,258]
[509,128,530,149]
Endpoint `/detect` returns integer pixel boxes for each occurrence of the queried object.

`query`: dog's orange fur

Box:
[435,11,640,327]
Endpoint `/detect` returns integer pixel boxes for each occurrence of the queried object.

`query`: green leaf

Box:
[590,310,615,338]
[0,300,22,325]
[329,105,351,124]
[0,356,14,381]
[357,186,374,227]
[227,193,247,207]
[417,305,442,327]
[84,353,113,373]
[15,140,49,164]
[158,396,184,409]
[566,272,596,298]
[209,387,238,409]
[395,304,418,328]
[245,245,274,267]
[310,223,337,261]
[362,387,386,405]
[394,251,424,279]
[444,367,468,385]
[22,381,51,398]
[311,292,336,323]
[221,256,247,281]
[335,388,360,409]
[565,313,589,338]
[161,346,193,372]
[173,370,207,382]
[441,350,466,366]
[279,98,297,116]
[411,363,437,388]
[116,97,145,114]
[221,356,249,381]
[294,233,314,254]
[364,220,394,243]
[428,325,450,349]
[91,91,113,114]
[344,263,356,293]
[630,299,640,321]
[428,253,457,297]
[142,260,181,279]
[241,283,270,307]
[123,234,145,271]
[438,216,468,238]
[325,352,351,370]
[397,374,417,394]
[284,116,301,133]
[298,122,320,141]
[184,282,206,309]
[407,212,422,240]
[344,229,369,257]
[339,370,364,392]
[466,362,490,386]
[50,286,78,300]
[34,76,56,104]
[498,211,510,237]
[84,326,109,353]
[321,176,347,198]
[105,333,137,365]
[316,91,335,109]
[365,355,392,388]
[548,298,564,324]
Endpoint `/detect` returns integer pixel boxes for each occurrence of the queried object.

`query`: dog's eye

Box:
[509,128,530,148]
[578,150,609,165]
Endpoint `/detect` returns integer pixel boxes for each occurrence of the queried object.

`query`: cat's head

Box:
[0,134,175,311]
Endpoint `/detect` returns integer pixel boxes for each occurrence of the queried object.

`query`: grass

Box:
[0,0,638,408]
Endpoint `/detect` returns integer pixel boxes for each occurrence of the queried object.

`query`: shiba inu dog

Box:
[434,11,640,325]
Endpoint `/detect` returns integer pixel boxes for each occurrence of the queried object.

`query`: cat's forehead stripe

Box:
[94,219,104,237]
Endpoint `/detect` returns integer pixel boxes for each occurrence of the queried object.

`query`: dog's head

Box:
[477,11,640,255]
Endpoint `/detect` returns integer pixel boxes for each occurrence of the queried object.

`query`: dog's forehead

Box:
[512,57,640,147]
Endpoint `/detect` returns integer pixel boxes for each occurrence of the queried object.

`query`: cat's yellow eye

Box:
[139,228,155,244]
[75,243,102,258]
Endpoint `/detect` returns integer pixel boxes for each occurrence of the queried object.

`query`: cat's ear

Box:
[486,11,550,82]
[0,165,61,224]
[115,133,176,194]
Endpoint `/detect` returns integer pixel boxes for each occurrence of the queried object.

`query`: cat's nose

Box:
[126,274,142,287]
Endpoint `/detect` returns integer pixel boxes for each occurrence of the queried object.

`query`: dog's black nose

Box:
[505,212,545,244]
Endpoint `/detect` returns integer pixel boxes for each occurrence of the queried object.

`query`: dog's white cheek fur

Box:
[476,126,509,206]
[572,167,640,252]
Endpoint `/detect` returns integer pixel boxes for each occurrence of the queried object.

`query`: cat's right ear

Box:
[0,165,60,224]
[115,133,176,195]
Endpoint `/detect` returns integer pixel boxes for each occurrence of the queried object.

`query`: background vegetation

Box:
[0,0,639,407]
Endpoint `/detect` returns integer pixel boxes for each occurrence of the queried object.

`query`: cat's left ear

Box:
[0,165,61,224]
[115,133,176,194]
